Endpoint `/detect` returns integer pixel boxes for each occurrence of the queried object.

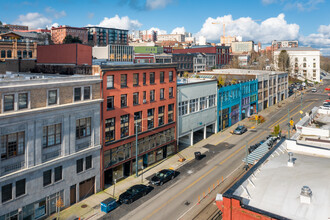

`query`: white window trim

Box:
[73,86,92,102]
[2,91,31,113]
[47,88,60,106]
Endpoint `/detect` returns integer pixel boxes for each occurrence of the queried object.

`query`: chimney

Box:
[287,152,294,167]
[300,186,312,204]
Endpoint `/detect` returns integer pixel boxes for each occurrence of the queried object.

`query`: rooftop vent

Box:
[300,186,312,204]
[287,152,294,167]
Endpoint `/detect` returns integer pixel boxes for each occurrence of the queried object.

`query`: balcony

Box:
[1,155,25,176]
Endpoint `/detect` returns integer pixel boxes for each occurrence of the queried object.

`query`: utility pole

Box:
[300,92,303,120]
[135,121,138,177]
[288,108,290,139]
[220,94,223,131]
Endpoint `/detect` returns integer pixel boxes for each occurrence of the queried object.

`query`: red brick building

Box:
[173,46,230,68]
[51,26,88,44]
[101,64,177,188]
[37,43,92,65]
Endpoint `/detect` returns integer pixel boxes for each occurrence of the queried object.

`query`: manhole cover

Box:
[184,201,190,206]
[81,204,88,208]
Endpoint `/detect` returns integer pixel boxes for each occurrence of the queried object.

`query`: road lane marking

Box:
[145,131,266,220]
[143,166,217,220]
[215,134,231,146]
[219,131,266,165]
[275,102,314,127]
[268,104,300,129]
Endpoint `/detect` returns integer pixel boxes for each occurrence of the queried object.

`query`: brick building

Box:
[173,46,230,68]
[51,26,88,44]
[37,43,92,66]
[100,64,177,188]
[0,40,37,61]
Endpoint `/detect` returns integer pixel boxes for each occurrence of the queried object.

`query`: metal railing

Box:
[1,161,25,176]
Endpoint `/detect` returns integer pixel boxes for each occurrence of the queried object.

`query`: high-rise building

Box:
[86,26,128,46]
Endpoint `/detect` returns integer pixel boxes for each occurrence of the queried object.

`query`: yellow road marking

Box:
[219,130,266,165]
[268,104,300,129]
[275,102,314,127]
[215,134,231,145]
[145,131,266,220]
[144,166,217,220]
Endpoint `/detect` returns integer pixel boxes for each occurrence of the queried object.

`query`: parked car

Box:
[118,184,151,204]
[233,125,248,135]
[150,169,175,186]
[311,88,317,92]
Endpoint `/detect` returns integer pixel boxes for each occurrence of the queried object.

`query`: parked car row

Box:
[248,135,280,154]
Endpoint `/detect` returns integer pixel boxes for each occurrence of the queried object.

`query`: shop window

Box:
[43,170,52,186]
[86,155,92,170]
[120,114,129,138]
[54,166,62,182]
[16,179,26,197]
[105,118,115,143]
[76,158,84,173]
[2,183,12,203]
[76,117,91,139]
[42,124,61,148]
[1,131,25,160]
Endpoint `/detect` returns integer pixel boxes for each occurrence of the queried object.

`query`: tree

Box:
[277,50,290,71]
[63,35,82,44]
[271,124,281,136]
[218,76,225,87]
[231,78,237,84]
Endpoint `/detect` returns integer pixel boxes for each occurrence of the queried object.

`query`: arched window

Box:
[28,50,33,58]
[17,50,22,58]
[7,50,12,58]
[23,50,27,58]
[1,50,5,58]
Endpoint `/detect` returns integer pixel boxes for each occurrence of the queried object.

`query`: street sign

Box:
[255,115,258,120]
[290,120,294,126]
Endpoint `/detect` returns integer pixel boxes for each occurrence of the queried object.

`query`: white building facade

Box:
[0,73,102,219]
[274,47,320,82]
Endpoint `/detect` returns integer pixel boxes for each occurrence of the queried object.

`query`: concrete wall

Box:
[92,46,108,59]
[177,80,218,137]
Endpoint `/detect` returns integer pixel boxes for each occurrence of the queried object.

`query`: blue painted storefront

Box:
[217,80,258,131]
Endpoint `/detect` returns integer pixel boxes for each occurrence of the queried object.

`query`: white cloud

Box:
[45,7,66,19]
[261,0,277,5]
[149,27,167,35]
[15,12,52,29]
[299,24,330,52]
[196,13,299,44]
[95,15,142,30]
[171,27,185,34]
[261,0,324,11]
[146,0,172,10]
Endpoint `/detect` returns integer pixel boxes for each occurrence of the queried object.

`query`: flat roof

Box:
[201,69,286,75]
[100,63,177,71]
[233,149,330,220]
[275,47,319,51]
[177,77,217,85]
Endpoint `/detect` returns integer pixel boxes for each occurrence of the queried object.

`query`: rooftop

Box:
[233,149,330,220]
[201,68,286,75]
[100,63,177,71]
[177,77,216,85]
[275,47,319,52]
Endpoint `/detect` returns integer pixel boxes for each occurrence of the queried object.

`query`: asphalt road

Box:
[102,84,328,220]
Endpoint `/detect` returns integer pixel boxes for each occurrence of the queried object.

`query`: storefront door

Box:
[70,185,76,205]
[79,177,95,201]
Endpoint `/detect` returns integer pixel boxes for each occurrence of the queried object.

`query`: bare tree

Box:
[277,50,290,71]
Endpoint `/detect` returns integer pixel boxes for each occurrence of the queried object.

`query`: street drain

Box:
[184,201,190,206]
[81,204,88,208]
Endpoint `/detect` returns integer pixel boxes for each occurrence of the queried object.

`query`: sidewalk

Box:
[48,96,296,220]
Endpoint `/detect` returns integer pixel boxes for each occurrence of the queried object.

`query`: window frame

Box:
[16,179,26,198]
[150,72,155,84]
[76,158,84,173]
[121,74,127,88]
[86,155,92,170]
[160,88,165,100]
[150,90,155,102]
[3,94,14,112]
[42,123,62,148]
[133,92,139,105]
[2,183,12,203]
[76,117,91,139]
[54,166,63,182]
[121,94,128,108]
[160,71,165,83]
[1,131,25,160]
[133,73,139,86]
[120,114,130,138]
[107,96,114,110]
[143,73,147,85]
[43,169,52,187]
[169,87,174,98]
[105,118,115,143]
[47,89,59,106]
[107,75,114,89]
[169,71,173,82]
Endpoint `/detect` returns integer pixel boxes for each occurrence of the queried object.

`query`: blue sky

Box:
[1,0,330,53]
